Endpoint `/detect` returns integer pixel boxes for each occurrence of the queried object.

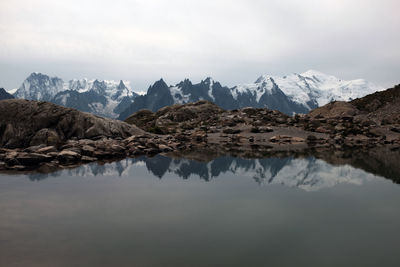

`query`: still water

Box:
[1,155,399,267]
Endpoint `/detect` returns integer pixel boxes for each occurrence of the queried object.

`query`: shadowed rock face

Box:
[0,99,144,148]
[118,79,174,120]
[0,88,14,100]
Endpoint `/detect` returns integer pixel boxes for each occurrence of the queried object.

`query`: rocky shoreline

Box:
[1,85,400,173]
[1,126,399,173]
[0,134,177,172]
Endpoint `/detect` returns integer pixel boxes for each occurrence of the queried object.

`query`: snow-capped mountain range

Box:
[28,155,380,191]
[12,72,138,118]
[118,70,382,119]
[7,70,382,120]
[234,70,382,110]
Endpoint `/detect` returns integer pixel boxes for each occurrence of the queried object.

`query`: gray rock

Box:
[30,128,61,146]
[0,99,144,148]
[36,146,58,154]
[81,156,97,162]
[57,150,81,163]
[158,144,172,152]
[81,145,95,156]
[15,152,53,166]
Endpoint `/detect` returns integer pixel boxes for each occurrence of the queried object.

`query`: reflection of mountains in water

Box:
[28,155,386,191]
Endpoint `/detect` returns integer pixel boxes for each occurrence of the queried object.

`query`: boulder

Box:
[158,144,172,152]
[81,156,98,162]
[15,152,53,166]
[36,146,58,154]
[291,137,306,143]
[30,129,61,146]
[81,145,95,156]
[57,150,81,163]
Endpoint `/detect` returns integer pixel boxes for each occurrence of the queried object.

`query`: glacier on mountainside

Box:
[234,70,382,110]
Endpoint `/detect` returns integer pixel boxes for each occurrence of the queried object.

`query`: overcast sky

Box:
[0,0,399,93]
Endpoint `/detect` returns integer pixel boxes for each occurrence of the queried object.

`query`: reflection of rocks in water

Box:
[163,155,376,191]
[141,156,172,178]
[25,148,400,191]
[171,158,212,180]
[28,159,135,181]
[313,148,400,185]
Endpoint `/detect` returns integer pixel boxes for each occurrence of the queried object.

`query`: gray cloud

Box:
[0,0,399,92]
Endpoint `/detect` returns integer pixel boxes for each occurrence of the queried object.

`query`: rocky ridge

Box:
[12,72,139,118]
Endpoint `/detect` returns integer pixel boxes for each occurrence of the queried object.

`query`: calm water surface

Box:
[0,155,399,267]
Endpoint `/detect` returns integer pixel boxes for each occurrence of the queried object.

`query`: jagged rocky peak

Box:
[117,80,126,90]
[14,72,64,101]
[0,88,14,100]
[116,80,133,96]
[91,79,107,95]
[111,80,131,101]
[12,72,140,119]
[202,77,214,84]
[156,78,167,85]
[176,78,193,87]
[68,78,89,91]
[148,79,169,94]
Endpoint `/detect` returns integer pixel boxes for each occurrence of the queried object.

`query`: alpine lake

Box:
[1,148,400,267]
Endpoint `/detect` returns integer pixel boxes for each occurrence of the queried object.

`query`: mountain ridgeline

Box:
[119,70,381,120]
[11,73,139,119]
[5,71,382,120]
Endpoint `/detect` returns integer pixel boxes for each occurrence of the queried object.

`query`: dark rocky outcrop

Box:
[119,79,174,120]
[125,100,224,134]
[0,88,14,100]
[0,99,144,148]
[124,100,328,150]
